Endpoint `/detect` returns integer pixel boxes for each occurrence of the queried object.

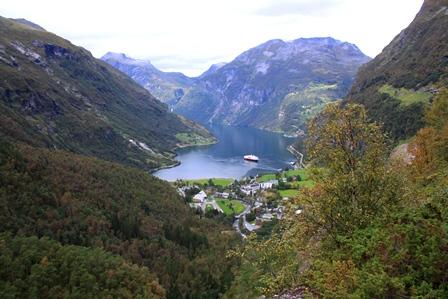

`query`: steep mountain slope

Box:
[0,17,214,170]
[347,0,448,140]
[0,140,238,298]
[101,52,194,106]
[177,37,370,135]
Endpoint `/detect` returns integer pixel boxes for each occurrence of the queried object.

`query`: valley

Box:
[1,0,448,298]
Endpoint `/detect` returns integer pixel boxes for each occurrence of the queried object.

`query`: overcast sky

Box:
[1,0,423,76]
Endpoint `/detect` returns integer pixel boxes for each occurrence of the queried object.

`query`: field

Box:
[286,169,308,179]
[379,84,432,106]
[175,133,216,146]
[278,189,300,198]
[258,173,277,182]
[258,168,311,182]
[186,178,234,187]
[216,200,246,216]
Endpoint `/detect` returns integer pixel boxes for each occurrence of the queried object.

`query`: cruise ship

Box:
[244,154,259,162]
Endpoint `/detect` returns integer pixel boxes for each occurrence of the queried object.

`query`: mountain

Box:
[198,62,227,79]
[10,18,46,31]
[104,38,370,135]
[347,0,448,140]
[0,17,214,171]
[177,37,370,134]
[101,52,194,106]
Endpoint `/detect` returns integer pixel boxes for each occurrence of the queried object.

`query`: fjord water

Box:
[154,125,297,181]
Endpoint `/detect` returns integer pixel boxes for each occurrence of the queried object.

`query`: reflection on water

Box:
[154,125,299,181]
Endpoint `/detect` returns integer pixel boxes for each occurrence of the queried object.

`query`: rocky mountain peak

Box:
[101,51,156,68]
[198,62,227,78]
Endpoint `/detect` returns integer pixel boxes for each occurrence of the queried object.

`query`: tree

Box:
[411,89,448,175]
[305,103,403,238]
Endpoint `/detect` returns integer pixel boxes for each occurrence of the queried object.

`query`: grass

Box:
[258,173,277,182]
[284,168,309,180]
[297,180,315,188]
[216,200,245,216]
[379,84,432,106]
[258,168,311,181]
[186,178,233,187]
[278,189,300,198]
[175,133,215,146]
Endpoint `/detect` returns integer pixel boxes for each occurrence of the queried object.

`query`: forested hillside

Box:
[347,0,448,140]
[0,141,238,298]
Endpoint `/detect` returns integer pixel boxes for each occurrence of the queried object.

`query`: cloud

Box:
[255,0,341,17]
[0,0,424,76]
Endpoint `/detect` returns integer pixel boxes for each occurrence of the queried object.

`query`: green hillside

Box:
[0,234,166,298]
[0,17,214,171]
[0,140,238,298]
[347,0,448,140]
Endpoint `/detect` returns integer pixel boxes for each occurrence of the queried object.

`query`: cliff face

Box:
[176,37,370,135]
[347,0,448,139]
[104,37,369,135]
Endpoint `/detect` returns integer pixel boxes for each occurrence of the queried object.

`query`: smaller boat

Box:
[244,154,259,162]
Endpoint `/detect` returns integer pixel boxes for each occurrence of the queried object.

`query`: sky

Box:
[1,0,424,76]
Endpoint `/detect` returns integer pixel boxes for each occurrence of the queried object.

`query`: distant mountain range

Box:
[0,17,214,170]
[102,37,370,135]
[347,0,448,139]
[101,52,194,107]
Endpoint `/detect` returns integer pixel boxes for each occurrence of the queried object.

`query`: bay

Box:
[154,125,298,181]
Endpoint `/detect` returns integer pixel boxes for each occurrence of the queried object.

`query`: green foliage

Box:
[277,83,342,133]
[216,200,245,216]
[257,173,277,182]
[278,189,299,198]
[185,178,233,187]
[226,227,302,298]
[0,141,239,298]
[0,234,165,298]
[175,133,216,146]
[379,84,432,106]
[425,89,448,130]
[246,211,256,223]
[303,191,448,298]
[347,0,448,140]
[228,99,448,298]
[306,103,403,237]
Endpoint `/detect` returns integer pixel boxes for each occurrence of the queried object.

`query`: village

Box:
[174,168,312,238]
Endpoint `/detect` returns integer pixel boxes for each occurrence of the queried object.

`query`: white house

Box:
[241,184,260,195]
[193,191,207,203]
[216,192,230,199]
[261,213,274,220]
[259,179,279,189]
